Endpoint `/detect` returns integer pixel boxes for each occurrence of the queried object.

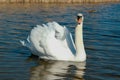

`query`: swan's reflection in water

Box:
[30,59,86,80]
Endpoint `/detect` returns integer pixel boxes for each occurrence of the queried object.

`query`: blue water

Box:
[0,3,120,80]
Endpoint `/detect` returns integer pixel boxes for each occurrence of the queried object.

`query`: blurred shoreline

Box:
[0,0,120,3]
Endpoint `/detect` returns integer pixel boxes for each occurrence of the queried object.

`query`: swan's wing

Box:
[29,22,65,58]
[64,27,76,55]
[27,22,64,58]
[28,24,49,56]
[50,22,65,40]
[21,21,76,59]
[50,22,76,55]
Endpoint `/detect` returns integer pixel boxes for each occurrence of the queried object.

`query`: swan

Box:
[20,13,86,62]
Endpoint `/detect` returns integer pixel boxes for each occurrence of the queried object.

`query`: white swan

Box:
[20,13,86,62]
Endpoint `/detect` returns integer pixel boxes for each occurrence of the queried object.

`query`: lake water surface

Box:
[0,3,120,80]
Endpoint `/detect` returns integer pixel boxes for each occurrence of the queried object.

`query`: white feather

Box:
[20,18,86,62]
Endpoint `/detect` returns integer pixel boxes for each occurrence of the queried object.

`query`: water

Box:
[0,3,120,80]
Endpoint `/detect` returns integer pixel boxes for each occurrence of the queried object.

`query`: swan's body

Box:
[20,14,86,62]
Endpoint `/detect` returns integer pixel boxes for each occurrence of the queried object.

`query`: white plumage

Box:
[20,14,86,62]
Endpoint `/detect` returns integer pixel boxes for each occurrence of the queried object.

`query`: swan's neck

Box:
[75,22,86,61]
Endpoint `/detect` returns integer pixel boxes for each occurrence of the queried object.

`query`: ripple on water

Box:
[0,3,120,80]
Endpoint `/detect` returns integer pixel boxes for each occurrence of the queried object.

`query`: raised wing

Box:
[64,27,76,55]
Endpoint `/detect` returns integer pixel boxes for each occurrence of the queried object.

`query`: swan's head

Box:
[77,13,84,24]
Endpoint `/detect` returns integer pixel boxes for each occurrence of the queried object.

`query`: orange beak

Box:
[77,17,82,24]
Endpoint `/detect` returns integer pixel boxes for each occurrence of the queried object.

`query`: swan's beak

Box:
[77,13,83,25]
[77,16,82,24]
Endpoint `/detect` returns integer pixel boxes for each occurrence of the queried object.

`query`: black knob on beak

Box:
[77,15,82,20]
